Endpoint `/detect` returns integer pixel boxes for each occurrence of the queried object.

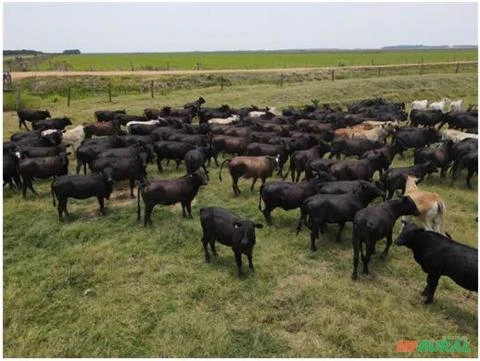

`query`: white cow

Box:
[207,114,240,125]
[411,100,428,110]
[441,129,478,143]
[126,119,160,133]
[428,98,451,112]
[61,125,85,152]
[448,99,464,112]
[248,106,280,118]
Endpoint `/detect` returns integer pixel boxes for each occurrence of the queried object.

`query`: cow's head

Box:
[395,221,424,247]
[191,168,208,186]
[102,167,114,193]
[232,220,263,249]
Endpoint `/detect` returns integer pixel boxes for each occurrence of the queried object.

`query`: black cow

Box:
[413,142,452,178]
[17,109,51,130]
[258,171,336,225]
[51,168,114,221]
[329,137,384,159]
[19,152,69,198]
[450,151,478,189]
[328,153,386,181]
[395,222,478,304]
[91,153,148,198]
[95,110,126,122]
[153,141,195,171]
[297,182,384,249]
[3,150,21,189]
[441,112,478,130]
[184,146,217,177]
[287,142,330,182]
[351,197,420,280]
[392,127,439,155]
[137,169,208,226]
[379,161,437,200]
[199,207,263,276]
[20,145,67,158]
[32,117,72,131]
[410,109,445,128]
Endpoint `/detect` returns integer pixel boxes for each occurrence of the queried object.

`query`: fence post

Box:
[220,76,224,90]
[331,69,335,81]
[67,87,71,107]
[130,62,134,72]
[280,73,284,87]
[150,80,154,98]
[377,67,381,77]
[108,83,112,102]
[15,88,21,110]
[167,61,170,70]
[455,63,460,73]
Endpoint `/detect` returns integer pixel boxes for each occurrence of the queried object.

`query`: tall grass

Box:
[3,72,478,357]
[30,49,478,71]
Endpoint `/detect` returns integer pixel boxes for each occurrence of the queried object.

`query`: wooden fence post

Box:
[67,87,71,107]
[150,81,154,98]
[220,76,224,90]
[108,84,112,102]
[130,62,134,72]
[280,73,284,87]
[377,67,381,77]
[331,69,335,81]
[455,63,460,73]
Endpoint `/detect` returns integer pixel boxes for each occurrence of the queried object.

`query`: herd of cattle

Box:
[3,96,478,305]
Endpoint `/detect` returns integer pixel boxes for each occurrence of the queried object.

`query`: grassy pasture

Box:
[24,49,479,71]
[3,72,478,357]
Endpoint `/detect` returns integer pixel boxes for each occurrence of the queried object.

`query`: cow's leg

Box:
[83,162,87,175]
[209,239,217,258]
[423,273,440,304]
[175,159,182,169]
[185,201,193,219]
[232,175,240,196]
[27,180,37,196]
[76,159,82,174]
[352,235,360,280]
[201,236,211,262]
[144,203,154,227]
[362,241,375,275]
[250,177,258,191]
[180,201,187,218]
[381,232,393,259]
[22,178,28,199]
[246,248,254,272]
[97,197,106,215]
[310,224,319,251]
[57,201,65,221]
[234,252,243,277]
[466,168,474,189]
[262,206,273,225]
[202,164,209,180]
[156,158,163,172]
[295,170,302,182]
[129,178,135,198]
[335,222,345,243]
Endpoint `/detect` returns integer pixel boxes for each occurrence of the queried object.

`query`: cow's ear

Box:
[254,223,263,229]
[233,222,242,229]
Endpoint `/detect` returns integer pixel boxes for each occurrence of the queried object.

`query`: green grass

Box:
[8,49,478,71]
[3,72,478,357]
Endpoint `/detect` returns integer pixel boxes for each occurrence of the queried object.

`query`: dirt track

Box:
[10,61,477,80]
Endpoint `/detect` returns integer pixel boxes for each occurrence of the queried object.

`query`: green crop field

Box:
[5,49,478,72]
[3,72,478,357]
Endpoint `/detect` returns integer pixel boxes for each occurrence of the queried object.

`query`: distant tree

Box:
[62,49,81,54]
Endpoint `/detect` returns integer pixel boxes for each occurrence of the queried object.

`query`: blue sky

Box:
[3,2,478,53]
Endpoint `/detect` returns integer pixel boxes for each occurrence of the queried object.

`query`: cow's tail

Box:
[258,184,264,211]
[434,200,446,233]
[219,159,230,181]
[51,181,56,207]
